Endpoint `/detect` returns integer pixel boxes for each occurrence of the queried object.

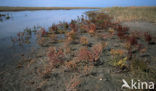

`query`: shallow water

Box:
[0,9,92,39]
[0,9,93,69]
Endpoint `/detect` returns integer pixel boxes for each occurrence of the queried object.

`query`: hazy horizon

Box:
[0,0,156,7]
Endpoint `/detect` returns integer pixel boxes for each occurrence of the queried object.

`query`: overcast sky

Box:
[0,0,156,7]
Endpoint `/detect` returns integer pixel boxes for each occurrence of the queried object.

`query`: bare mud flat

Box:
[122,21,156,56]
[122,21,156,36]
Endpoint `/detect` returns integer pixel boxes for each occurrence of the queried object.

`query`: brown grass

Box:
[100,7,156,23]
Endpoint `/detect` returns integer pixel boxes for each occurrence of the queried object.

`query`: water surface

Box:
[0,9,91,39]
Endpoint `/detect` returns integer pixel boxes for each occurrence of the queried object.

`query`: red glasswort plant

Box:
[88,23,96,34]
[38,28,47,37]
[77,43,103,62]
[51,24,58,32]
[128,34,138,46]
[117,31,125,39]
[70,20,78,32]
[116,25,129,32]
[17,32,24,41]
[81,24,89,33]
[80,36,88,45]
[47,47,64,66]
[144,32,152,43]
[77,47,93,62]
[116,25,129,39]
[80,23,96,35]
[91,43,103,61]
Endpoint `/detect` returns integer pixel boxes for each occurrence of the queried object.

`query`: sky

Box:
[0,0,156,7]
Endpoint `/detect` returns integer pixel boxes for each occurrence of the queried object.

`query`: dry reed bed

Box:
[100,7,156,23]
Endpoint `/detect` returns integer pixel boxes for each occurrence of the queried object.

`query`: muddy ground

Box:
[0,16,156,91]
